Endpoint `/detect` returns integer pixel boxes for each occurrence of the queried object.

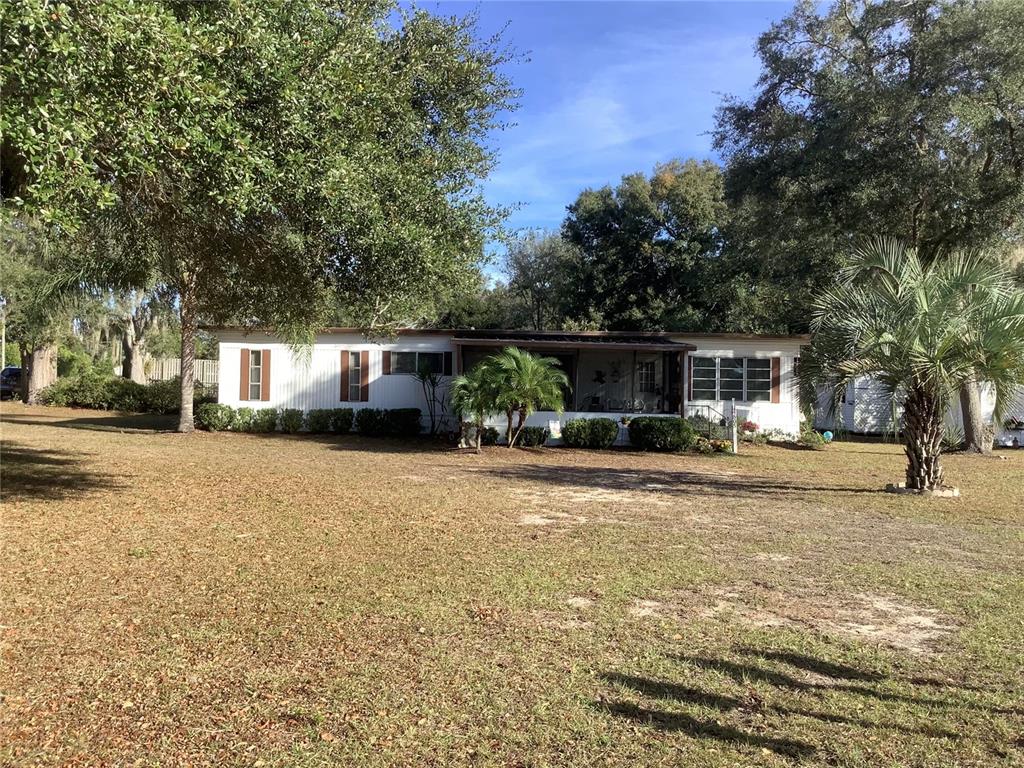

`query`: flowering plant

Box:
[740,419,759,433]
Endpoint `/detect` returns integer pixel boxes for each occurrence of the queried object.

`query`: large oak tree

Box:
[2,0,516,430]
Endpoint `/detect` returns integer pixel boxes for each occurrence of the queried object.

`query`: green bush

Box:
[306,409,333,433]
[693,436,715,454]
[39,369,148,411]
[231,407,254,432]
[196,403,234,431]
[516,426,549,447]
[479,426,499,446]
[562,417,618,449]
[57,345,93,378]
[798,428,826,450]
[355,408,386,436]
[279,408,305,434]
[330,408,354,434]
[251,408,279,433]
[106,377,149,411]
[628,416,697,452]
[385,408,422,437]
[142,377,182,414]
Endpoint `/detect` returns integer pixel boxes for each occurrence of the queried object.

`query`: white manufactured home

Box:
[211,328,809,438]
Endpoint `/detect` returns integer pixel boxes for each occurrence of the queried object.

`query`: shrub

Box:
[709,438,733,454]
[740,419,759,433]
[516,426,549,447]
[231,407,254,432]
[479,426,499,446]
[330,408,354,434]
[279,408,305,434]
[196,403,234,431]
[628,416,696,452]
[143,377,182,414]
[306,409,333,433]
[798,428,826,450]
[385,408,422,437]
[251,408,279,433]
[693,436,714,454]
[355,408,386,436]
[39,369,149,411]
[562,417,619,449]
[106,378,149,411]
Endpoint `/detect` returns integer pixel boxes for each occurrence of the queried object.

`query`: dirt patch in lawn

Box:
[684,585,957,654]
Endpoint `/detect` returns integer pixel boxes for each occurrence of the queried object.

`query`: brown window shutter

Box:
[443,351,453,376]
[687,354,693,401]
[339,349,349,401]
[382,350,391,375]
[240,349,251,401]
[359,350,370,402]
[771,357,781,404]
[260,349,271,401]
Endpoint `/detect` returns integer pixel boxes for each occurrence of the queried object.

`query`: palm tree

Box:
[450,362,499,453]
[799,239,1024,492]
[491,346,570,447]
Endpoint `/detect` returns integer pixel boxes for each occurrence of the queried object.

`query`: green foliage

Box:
[798,429,826,451]
[628,417,697,452]
[330,408,355,434]
[57,345,93,378]
[488,347,570,447]
[279,408,305,434]
[561,160,729,331]
[196,403,234,432]
[143,377,182,415]
[250,409,279,434]
[231,408,254,433]
[561,418,619,449]
[799,239,1024,487]
[516,426,550,447]
[504,232,582,330]
[306,409,334,434]
[355,408,387,437]
[39,370,151,412]
[385,408,423,437]
[714,0,1024,333]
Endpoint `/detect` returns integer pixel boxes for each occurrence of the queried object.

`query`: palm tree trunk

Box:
[177,278,198,433]
[903,384,944,491]
[505,408,515,448]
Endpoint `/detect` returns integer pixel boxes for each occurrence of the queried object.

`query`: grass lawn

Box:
[2,403,1023,767]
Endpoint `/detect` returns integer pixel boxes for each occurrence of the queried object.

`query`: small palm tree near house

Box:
[450,361,499,453]
[799,239,1024,492]
[491,346,570,447]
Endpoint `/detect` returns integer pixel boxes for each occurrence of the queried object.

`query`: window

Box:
[690,357,776,402]
[392,351,444,376]
[348,351,361,402]
[637,361,656,393]
[746,358,772,402]
[249,350,263,401]
[691,357,717,400]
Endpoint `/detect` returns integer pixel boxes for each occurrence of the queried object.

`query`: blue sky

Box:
[421,1,792,245]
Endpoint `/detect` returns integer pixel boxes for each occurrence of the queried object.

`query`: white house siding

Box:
[216,331,455,416]
[673,337,805,434]
[214,330,807,437]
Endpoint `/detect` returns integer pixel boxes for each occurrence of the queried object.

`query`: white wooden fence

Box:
[147,358,219,386]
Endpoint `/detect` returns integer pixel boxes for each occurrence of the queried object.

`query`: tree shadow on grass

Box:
[1,411,177,433]
[1,442,123,501]
[475,463,879,500]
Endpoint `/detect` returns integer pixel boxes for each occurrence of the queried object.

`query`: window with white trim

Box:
[248,350,263,401]
[348,351,361,402]
[691,357,773,402]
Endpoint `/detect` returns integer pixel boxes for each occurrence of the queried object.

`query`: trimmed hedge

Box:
[250,408,278,433]
[309,408,355,434]
[355,408,386,436]
[331,408,354,434]
[231,407,254,432]
[627,416,697,452]
[196,403,234,431]
[279,408,305,434]
[517,425,549,447]
[562,417,619,449]
[385,408,422,437]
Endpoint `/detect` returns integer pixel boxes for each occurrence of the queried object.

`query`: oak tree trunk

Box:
[120,321,149,384]
[903,384,944,491]
[177,280,198,433]
[958,378,991,453]
[22,342,57,404]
